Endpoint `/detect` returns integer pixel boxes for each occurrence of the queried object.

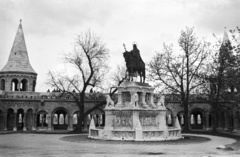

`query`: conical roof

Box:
[222,27,230,46]
[0,20,37,75]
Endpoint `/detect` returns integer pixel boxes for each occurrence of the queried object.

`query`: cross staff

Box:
[123,43,127,51]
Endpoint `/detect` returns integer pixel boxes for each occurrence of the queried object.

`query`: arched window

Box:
[197,114,201,124]
[11,79,18,91]
[53,114,58,124]
[181,114,184,125]
[177,112,184,125]
[19,114,22,123]
[73,114,78,124]
[39,114,43,123]
[0,79,5,90]
[191,114,194,124]
[20,79,28,91]
[59,114,64,124]
[100,115,103,125]
[167,114,172,125]
[166,109,173,126]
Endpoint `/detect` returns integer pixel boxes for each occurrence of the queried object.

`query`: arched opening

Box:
[95,114,99,126]
[73,111,80,130]
[0,110,3,130]
[11,79,19,91]
[32,80,36,92]
[190,109,204,130]
[219,111,225,129]
[234,111,240,130]
[17,109,24,130]
[26,109,33,130]
[0,79,5,91]
[88,109,105,128]
[37,111,48,129]
[7,108,15,130]
[52,108,68,130]
[209,112,213,129]
[100,114,105,126]
[177,111,184,128]
[20,79,28,91]
[166,109,173,127]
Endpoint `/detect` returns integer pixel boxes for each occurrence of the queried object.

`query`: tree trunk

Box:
[183,100,190,132]
[74,94,85,133]
[212,102,218,133]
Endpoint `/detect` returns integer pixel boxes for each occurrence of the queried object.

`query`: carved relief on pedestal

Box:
[139,115,157,126]
[112,115,132,128]
[112,131,135,139]
[143,131,163,139]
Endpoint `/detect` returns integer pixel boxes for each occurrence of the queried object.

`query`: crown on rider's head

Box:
[132,41,138,47]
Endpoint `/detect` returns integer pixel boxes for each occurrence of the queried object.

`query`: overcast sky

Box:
[0,0,240,92]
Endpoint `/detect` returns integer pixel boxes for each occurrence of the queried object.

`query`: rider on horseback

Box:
[130,44,144,71]
[123,43,146,83]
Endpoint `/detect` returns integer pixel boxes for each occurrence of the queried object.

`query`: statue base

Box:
[88,81,182,141]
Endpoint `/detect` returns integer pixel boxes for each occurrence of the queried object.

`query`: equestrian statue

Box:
[123,43,145,83]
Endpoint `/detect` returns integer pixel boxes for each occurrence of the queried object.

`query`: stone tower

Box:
[0,20,37,92]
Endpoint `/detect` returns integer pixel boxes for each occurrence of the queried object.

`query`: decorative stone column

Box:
[13,112,17,131]
[3,111,7,131]
[47,114,52,131]
[225,114,230,131]
[17,82,20,91]
[115,92,123,107]
[23,112,27,131]
[233,117,240,132]
[149,93,156,108]
[140,92,148,108]
[68,115,73,131]
[34,113,38,130]
[32,112,36,131]
[205,113,210,130]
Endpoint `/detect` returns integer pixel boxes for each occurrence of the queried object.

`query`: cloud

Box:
[188,0,240,34]
[1,0,240,91]
[0,0,118,36]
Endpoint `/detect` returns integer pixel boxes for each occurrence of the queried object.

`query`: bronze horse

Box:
[123,51,145,83]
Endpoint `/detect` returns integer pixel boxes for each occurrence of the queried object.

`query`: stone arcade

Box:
[0,21,105,132]
[89,82,182,141]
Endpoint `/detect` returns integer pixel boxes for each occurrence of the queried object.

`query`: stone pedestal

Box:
[88,82,182,141]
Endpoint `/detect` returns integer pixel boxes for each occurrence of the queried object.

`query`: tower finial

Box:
[20,19,22,24]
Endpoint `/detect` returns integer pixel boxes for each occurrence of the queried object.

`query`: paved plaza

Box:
[0,133,239,157]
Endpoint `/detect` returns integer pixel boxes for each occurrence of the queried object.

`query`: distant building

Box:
[0,21,105,132]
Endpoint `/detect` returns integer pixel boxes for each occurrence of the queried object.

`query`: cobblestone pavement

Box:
[0,133,238,157]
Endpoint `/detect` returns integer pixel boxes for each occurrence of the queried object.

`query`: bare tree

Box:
[148,27,209,131]
[84,64,127,117]
[47,30,109,132]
